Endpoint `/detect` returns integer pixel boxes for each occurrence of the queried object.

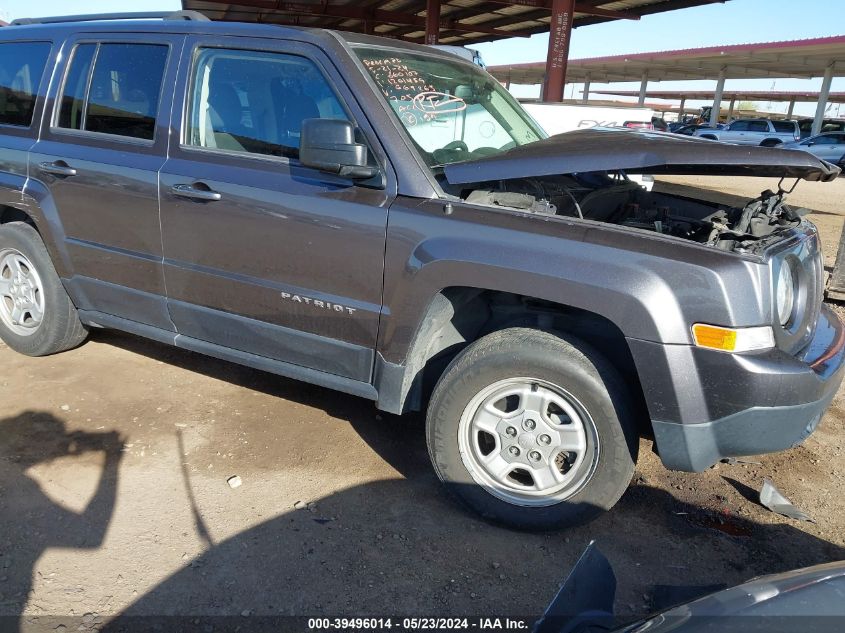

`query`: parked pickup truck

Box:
[0,12,842,530]
[694,118,801,146]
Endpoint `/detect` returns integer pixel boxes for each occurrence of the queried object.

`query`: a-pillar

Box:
[710,68,726,127]
[541,0,575,102]
[813,63,835,136]
[425,0,440,46]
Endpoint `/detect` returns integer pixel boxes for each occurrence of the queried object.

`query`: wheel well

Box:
[404,288,650,431]
[761,139,782,146]
[700,134,718,140]
[0,205,36,228]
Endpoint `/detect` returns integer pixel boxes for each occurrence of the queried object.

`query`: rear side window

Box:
[185,48,347,159]
[748,121,769,133]
[773,121,796,133]
[0,41,52,127]
[57,43,168,140]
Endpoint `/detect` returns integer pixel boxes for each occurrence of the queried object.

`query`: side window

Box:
[729,121,749,132]
[57,44,96,130]
[0,41,52,127]
[57,43,168,140]
[749,121,769,133]
[772,121,796,133]
[186,48,348,159]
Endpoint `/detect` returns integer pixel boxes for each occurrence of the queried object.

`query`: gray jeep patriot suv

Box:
[0,11,842,529]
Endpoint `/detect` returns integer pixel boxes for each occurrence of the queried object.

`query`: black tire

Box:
[0,222,87,356]
[426,327,638,530]
[760,139,782,147]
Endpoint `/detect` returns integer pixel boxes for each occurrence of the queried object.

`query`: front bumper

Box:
[629,304,845,472]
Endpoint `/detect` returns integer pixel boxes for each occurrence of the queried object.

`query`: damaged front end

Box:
[443,128,840,255]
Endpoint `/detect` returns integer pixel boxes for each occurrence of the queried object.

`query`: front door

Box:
[159,37,393,382]
[28,33,181,330]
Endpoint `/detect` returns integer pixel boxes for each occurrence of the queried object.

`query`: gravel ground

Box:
[1,175,844,631]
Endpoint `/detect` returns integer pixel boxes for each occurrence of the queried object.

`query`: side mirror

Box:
[299,118,379,179]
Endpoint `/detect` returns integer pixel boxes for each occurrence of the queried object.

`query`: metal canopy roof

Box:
[489,35,845,83]
[590,89,845,104]
[181,0,727,45]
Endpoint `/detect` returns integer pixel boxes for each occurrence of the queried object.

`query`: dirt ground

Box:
[1,175,845,631]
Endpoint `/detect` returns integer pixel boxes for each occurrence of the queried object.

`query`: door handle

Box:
[39,161,77,177]
[170,183,222,202]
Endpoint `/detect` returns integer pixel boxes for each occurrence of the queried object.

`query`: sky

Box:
[2,0,843,116]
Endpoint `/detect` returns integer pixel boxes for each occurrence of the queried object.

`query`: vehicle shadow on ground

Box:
[91,480,844,627]
[0,411,124,632]
[90,329,432,473]
[18,332,837,628]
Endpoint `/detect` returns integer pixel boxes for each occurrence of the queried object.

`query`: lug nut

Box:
[524,419,536,430]
[505,426,517,437]
[539,434,552,445]
[508,446,520,457]
[528,451,542,462]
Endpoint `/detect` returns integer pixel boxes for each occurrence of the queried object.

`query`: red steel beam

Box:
[234,3,529,37]
[479,0,639,19]
[425,0,441,44]
[542,0,575,102]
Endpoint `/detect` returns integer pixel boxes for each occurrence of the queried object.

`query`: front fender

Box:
[378,197,768,366]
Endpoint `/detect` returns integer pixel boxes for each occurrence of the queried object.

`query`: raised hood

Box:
[443,128,841,185]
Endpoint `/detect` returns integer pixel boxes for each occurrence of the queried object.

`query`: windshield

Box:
[354,47,545,167]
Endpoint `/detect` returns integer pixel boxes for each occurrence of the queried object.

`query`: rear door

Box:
[159,36,393,382]
[29,33,181,330]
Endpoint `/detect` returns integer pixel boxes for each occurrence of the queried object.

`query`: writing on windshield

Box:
[357,49,543,167]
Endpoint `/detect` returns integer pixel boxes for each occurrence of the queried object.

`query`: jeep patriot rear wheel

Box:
[426,328,637,530]
[0,222,87,356]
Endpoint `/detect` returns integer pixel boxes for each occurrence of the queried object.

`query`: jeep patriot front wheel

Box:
[426,328,638,530]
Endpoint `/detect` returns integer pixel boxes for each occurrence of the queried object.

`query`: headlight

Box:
[776,261,796,326]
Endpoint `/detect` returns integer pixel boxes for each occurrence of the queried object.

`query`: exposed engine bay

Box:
[454,173,808,254]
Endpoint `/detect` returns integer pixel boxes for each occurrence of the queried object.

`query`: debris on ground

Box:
[759,478,814,522]
[720,457,762,466]
[226,475,242,489]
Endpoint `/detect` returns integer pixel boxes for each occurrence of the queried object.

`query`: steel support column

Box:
[727,97,736,121]
[541,0,575,102]
[710,68,726,128]
[582,76,591,103]
[813,63,835,136]
[638,72,648,106]
[786,98,796,119]
[679,97,686,119]
[425,0,440,45]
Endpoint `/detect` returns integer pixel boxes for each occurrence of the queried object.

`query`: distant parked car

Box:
[799,118,845,139]
[694,118,800,146]
[673,124,720,136]
[784,132,845,167]
[623,120,653,130]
